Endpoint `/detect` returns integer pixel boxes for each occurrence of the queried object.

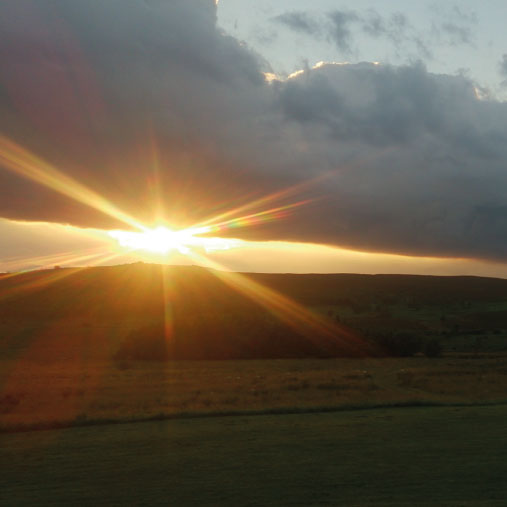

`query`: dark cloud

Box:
[431,5,477,47]
[360,10,432,60]
[1,1,507,263]
[272,11,319,36]
[273,6,475,62]
[361,11,409,47]
[275,62,507,261]
[500,55,507,76]
[499,54,507,87]
[440,21,473,45]
[326,11,359,53]
[272,9,360,54]
[0,0,273,224]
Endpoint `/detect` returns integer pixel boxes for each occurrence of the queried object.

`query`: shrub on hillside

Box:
[377,332,422,357]
[424,338,443,358]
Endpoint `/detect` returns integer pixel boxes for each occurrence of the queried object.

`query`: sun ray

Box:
[185,249,378,356]
[161,264,175,355]
[107,226,239,256]
[189,145,394,236]
[1,246,109,272]
[192,178,320,230]
[197,200,313,235]
[0,266,85,303]
[107,199,314,257]
[0,135,144,230]
[0,248,125,303]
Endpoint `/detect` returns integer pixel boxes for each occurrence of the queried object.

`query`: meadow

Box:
[2,264,507,430]
[2,264,507,505]
[2,404,507,506]
[1,355,507,431]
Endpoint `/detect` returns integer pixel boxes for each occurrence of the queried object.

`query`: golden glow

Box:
[108,226,240,255]
[263,72,279,82]
[288,69,305,80]
[4,217,507,278]
[108,198,311,257]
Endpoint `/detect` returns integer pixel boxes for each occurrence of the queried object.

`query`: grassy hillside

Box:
[1,264,507,431]
[0,263,375,360]
[1,263,507,361]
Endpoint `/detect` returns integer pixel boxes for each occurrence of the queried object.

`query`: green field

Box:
[2,404,507,506]
[2,265,507,505]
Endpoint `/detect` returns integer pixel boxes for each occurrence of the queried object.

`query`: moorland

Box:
[1,263,507,505]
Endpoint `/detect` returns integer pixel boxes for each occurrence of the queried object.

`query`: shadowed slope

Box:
[0,263,375,360]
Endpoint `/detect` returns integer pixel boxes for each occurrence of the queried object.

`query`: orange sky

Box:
[2,218,507,278]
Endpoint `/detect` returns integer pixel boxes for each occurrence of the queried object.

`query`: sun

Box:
[107,198,311,258]
[109,226,193,254]
[108,225,239,256]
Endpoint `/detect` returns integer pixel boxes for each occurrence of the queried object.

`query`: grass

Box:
[2,266,507,503]
[2,404,507,506]
[2,355,507,431]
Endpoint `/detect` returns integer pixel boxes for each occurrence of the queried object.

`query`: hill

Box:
[1,263,507,360]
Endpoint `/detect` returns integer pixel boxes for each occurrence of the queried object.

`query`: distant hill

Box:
[251,272,507,305]
[1,263,507,360]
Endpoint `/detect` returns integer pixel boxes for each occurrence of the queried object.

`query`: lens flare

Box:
[107,198,312,257]
[108,226,239,255]
[0,135,144,230]
[184,249,377,356]
[199,200,312,234]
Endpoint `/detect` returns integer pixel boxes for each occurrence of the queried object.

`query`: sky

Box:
[1,0,507,276]
[217,0,507,98]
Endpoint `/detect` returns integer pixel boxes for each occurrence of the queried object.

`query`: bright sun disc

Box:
[108,226,239,255]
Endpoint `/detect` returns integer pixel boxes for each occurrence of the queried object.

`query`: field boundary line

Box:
[3,398,507,434]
